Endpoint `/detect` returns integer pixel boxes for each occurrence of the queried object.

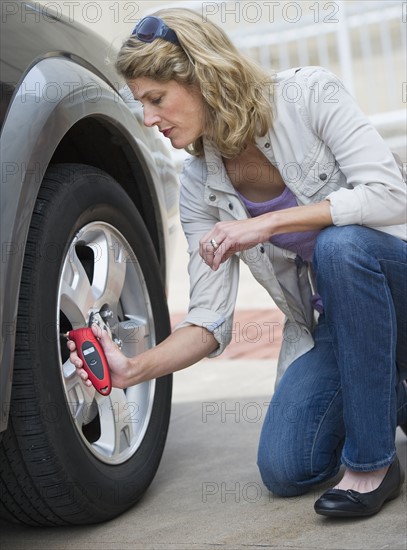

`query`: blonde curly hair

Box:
[115,8,274,158]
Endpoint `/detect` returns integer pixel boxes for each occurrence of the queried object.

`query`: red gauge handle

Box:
[68,327,112,396]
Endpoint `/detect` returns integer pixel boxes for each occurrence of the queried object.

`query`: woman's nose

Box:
[143,106,160,128]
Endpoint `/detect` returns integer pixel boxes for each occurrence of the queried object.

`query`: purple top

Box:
[237,186,320,263]
[237,186,324,313]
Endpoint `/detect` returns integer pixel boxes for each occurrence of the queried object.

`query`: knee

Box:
[314,225,360,265]
[257,447,309,498]
[313,225,374,279]
[257,446,342,498]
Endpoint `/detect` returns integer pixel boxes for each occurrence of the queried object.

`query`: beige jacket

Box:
[177,66,406,384]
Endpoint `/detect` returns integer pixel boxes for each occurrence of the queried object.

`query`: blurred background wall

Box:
[38,0,406,160]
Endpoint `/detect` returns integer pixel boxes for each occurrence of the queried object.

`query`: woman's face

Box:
[128,77,205,149]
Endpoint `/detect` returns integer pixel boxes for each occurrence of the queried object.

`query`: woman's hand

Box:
[199,201,333,271]
[199,216,273,271]
[67,324,131,390]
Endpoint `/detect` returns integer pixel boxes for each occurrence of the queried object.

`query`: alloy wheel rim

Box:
[57,222,156,464]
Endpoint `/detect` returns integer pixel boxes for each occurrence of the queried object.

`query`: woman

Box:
[68,8,407,517]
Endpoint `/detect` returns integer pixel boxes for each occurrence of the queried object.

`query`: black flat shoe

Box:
[314,456,405,518]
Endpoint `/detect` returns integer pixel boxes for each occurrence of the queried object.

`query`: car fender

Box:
[0,56,179,433]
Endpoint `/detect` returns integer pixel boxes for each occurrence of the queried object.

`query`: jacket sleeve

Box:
[299,67,406,228]
[175,158,240,357]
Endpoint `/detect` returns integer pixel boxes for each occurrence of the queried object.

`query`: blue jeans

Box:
[257,225,407,497]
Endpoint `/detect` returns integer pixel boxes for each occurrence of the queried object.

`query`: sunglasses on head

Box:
[132,16,180,46]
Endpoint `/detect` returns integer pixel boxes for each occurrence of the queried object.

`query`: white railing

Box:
[228,0,405,158]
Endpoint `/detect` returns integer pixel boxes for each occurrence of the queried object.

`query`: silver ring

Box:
[210,238,219,250]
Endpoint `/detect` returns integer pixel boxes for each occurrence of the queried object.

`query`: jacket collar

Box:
[202,133,274,195]
[202,137,234,194]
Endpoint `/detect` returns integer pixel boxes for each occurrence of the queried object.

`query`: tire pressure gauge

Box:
[66,327,112,395]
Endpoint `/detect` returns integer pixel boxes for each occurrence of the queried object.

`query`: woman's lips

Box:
[162,128,173,138]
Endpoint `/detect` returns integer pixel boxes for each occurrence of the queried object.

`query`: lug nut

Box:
[101,310,113,319]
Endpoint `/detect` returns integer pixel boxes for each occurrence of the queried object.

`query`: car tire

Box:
[0,164,172,526]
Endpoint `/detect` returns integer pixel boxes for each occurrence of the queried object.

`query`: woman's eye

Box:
[151,97,162,105]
